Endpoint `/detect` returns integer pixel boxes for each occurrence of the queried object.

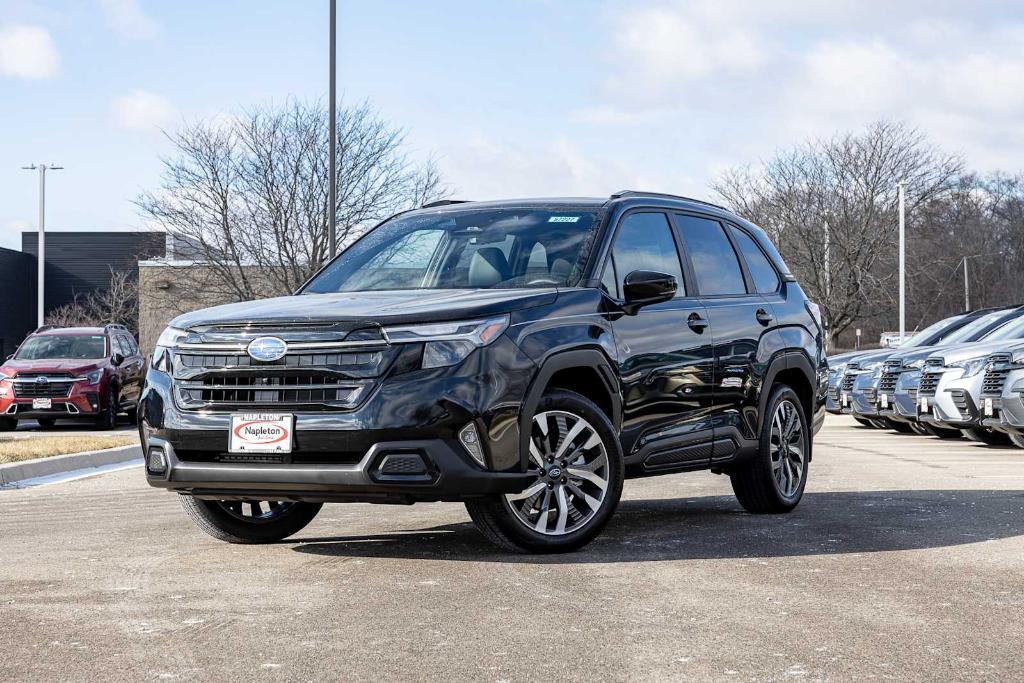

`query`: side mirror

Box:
[622,270,677,314]
[111,352,125,366]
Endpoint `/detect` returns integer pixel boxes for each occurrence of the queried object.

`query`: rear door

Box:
[602,211,715,470]
[674,213,776,457]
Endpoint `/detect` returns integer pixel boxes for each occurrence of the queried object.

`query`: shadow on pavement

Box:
[290,489,1024,563]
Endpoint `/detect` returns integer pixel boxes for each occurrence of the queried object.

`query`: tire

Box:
[884,418,914,434]
[465,389,624,553]
[94,385,118,430]
[909,421,929,436]
[922,423,962,439]
[869,419,890,430]
[125,405,138,424]
[0,418,16,432]
[179,495,323,544]
[961,428,1012,446]
[853,417,875,428]
[36,417,57,429]
[730,384,809,514]
[1009,432,1024,449]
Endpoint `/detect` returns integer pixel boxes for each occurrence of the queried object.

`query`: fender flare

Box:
[758,349,817,457]
[518,348,622,471]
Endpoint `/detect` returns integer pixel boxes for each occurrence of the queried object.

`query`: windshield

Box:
[16,335,107,360]
[941,311,1015,345]
[981,315,1024,342]
[900,314,966,348]
[303,207,602,293]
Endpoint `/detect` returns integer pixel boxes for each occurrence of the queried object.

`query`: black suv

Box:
[141,192,826,553]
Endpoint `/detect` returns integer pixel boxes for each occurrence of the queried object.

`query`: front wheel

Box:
[465,390,624,553]
[1009,432,1024,449]
[962,428,1012,446]
[94,385,118,430]
[0,417,16,432]
[179,496,323,543]
[884,418,914,434]
[922,423,962,439]
[730,385,809,514]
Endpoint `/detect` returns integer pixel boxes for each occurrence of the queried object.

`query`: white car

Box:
[978,345,1024,448]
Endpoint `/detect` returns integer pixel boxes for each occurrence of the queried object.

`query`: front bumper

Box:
[140,336,536,502]
[0,383,103,420]
[981,369,1024,434]
[917,368,985,429]
[848,372,881,418]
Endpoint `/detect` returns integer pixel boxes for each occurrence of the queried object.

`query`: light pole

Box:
[962,256,970,310]
[328,0,337,258]
[21,164,62,328]
[898,182,906,342]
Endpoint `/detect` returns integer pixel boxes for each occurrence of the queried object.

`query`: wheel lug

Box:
[547,483,554,489]
[547,456,554,463]
[561,476,567,484]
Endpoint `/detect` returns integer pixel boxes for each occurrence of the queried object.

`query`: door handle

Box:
[687,312,708,333]
[756,308,774,326]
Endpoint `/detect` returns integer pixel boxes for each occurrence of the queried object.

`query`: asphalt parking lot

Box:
[2,415,1022,681]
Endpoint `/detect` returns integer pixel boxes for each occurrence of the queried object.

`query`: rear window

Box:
[16,335,107,360]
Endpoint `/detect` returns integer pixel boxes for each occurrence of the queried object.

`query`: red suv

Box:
[0,325,146,431]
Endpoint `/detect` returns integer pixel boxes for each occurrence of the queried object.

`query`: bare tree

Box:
[135,100,448,307]
[713,121,963,344]
[46,269,140,334]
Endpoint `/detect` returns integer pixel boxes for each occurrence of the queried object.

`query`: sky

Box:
[2,0,1024,250]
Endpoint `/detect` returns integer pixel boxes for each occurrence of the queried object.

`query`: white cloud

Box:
[0,24,59,79]
[98,0,159,40]
[111,89,175,131]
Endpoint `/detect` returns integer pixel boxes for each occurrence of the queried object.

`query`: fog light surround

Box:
[147,446,167,475]
[458,422,486,469]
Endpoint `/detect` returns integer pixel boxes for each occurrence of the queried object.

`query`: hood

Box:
[171,288,559,329]
[1,358,104,376]
[842,349,894,369]
[928,339,1024,365]
[827,350,869,365]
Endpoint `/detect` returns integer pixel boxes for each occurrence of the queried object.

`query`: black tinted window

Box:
[608,212,684,297]
[676,215,747,295]
[730,226,779,293]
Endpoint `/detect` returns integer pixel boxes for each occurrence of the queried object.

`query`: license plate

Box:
[229,414,293,454]
[32,398,52,410]
[984,398,994,417]
[880,394,889,409]
[841,393,849,407]
[919,396,929,413]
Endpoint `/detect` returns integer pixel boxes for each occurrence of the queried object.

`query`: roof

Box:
[411,192,735,217]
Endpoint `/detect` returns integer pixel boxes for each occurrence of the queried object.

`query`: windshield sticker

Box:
[548,216,580,223]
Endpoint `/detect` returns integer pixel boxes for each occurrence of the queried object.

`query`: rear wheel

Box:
[922,423,962,439]
[0,417,16,432]
[179,496,323,543]
[962,428,1012,446]
[465,390,624,553]
[730,385,809,514]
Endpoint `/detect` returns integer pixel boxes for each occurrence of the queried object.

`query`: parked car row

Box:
[827,305,1024,447]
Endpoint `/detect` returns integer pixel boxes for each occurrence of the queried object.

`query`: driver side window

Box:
[602,212,686,299]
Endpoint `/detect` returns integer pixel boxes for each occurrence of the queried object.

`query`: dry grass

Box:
[0,435,138,464]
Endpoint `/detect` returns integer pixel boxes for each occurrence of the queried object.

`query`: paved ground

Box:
[1,415,1022,681]
[12,419,134,438]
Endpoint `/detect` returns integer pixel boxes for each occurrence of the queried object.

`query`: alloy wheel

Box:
[216,500,296,523]
[770,400,805,498]
[504,410,610,536]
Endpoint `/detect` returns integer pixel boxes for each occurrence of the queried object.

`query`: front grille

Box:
[177,374,368,406]
[982,354,1013,396]
[170,323,390,411]
[864,387,877,403]
[918,372,942,397]
[951,390,969,412]
[840,372,857,392]
[12,372,76,398]
[878,360,903,394]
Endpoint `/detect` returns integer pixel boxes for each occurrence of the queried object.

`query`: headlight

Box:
[950,357,988,378]
[1013,350,1024,366]
[86,369,104,385]
[152,326,187,373]
[384,315,510,369]
[828,361,848,377]
[905,358,924,369]
[859,360,884,376]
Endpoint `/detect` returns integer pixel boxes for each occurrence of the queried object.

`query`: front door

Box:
[602,211,716,470]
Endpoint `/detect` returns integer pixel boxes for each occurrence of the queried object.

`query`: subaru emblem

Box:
[246,336,288,362]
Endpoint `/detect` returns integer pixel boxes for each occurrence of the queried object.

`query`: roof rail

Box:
[33,325,53,334]
[104,323,129,332]
[609,190,731,212]
[421,199,472,209]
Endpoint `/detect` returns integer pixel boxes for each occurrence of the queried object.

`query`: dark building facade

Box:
[0,231,166,358]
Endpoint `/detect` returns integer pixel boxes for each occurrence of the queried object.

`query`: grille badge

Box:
[246,336,288,362]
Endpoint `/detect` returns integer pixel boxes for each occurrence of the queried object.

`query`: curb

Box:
[0,444,143,486]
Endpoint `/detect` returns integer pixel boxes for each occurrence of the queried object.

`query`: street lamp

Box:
[328,0,337,258]
[21,163,63,328]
